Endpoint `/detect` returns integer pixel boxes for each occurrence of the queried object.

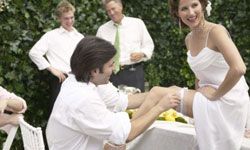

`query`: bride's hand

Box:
[197,86,217,101]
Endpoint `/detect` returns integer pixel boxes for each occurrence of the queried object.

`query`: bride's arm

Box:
[204,25,246,100]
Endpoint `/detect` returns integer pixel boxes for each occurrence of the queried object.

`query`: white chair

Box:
[2,125,19,150]
[19,118,45,150]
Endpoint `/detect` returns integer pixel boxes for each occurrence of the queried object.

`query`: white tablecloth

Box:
[127,121,250,150]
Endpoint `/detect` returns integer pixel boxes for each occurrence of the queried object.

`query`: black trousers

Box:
[48,74,67,116]
[110,63,145,92]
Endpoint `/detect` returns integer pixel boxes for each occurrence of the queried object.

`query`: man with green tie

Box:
[96,0,154,92]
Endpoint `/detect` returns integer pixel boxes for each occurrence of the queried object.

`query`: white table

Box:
[127,121,250,150]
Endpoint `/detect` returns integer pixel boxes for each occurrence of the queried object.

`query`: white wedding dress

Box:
[187,31,249,150]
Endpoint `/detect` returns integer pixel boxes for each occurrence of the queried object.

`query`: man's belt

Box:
[120,62,142,71]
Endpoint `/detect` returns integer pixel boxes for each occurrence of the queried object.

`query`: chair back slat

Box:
[19,118,45,150]
[2,126,18,150]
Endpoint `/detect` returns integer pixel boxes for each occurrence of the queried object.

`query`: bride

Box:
[133,0,250,150]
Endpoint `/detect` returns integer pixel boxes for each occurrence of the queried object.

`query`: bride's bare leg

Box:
[132,86,197,120]
[132,86,180,120]
[181,89,196,118]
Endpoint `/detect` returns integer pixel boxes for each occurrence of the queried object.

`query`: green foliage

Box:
[125,0,191,87]
[0,0,250,148]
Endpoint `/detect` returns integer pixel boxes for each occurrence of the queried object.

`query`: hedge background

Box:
[0,0,249,149]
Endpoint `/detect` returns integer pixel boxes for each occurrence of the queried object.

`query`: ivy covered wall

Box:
[0,0,249,148]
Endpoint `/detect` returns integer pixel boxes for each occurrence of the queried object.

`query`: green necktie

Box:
[114,24,120,74]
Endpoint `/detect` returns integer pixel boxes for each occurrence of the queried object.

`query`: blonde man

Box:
[29,0,84,115]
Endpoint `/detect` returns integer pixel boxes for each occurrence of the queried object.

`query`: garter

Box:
[179,87,188,114]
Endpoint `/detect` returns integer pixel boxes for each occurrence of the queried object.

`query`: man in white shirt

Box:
[46,36,179,150]
[96,0,154,92]
[29,0,84,116]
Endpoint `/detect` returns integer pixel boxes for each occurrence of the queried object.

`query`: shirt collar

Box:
[112,15,126,27]
[68,74,97,90]
[59,26,77,34]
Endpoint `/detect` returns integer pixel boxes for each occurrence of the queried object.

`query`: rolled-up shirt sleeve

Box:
[107,112,131,144]
[139,19,154,61]
[0,86,21,100]
[113,92,128,112]
[29,34,50,70]
[97,82,128,112]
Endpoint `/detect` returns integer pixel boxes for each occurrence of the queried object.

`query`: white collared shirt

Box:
[96,16,154,65]
[46,75,131,150]
[29,26,84,73]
